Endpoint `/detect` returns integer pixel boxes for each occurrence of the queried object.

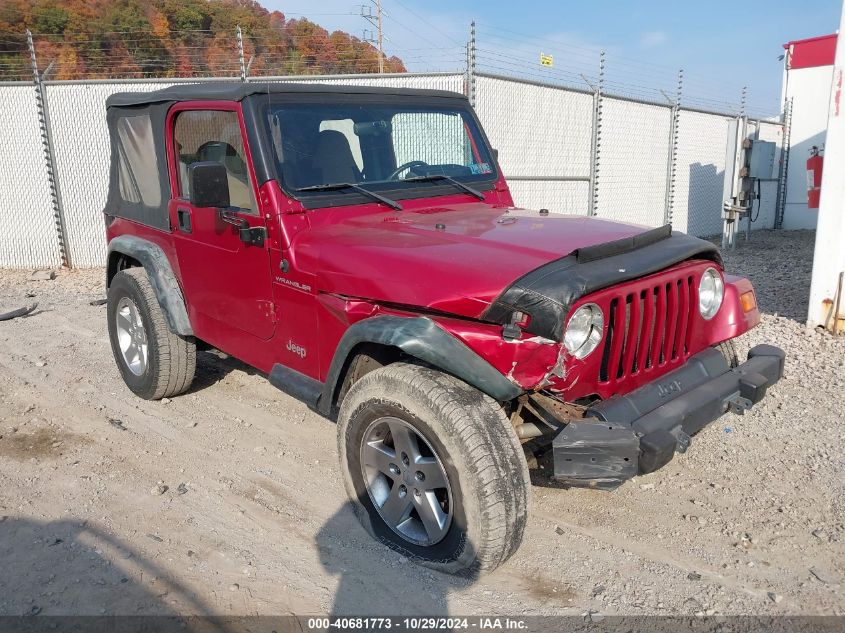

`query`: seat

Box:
[312,130,362,185]
[196,141,254,210]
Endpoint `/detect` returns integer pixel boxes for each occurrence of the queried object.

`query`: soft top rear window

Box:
[115,114,161,208]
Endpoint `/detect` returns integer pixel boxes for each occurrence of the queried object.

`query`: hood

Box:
[297,202,657,320]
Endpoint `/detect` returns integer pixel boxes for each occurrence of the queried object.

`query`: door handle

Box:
[220,209,248,229]
[220,209,266,247]
[177,207,192,233]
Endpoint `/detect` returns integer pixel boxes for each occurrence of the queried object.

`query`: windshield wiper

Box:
[403,175,486,201]
[294,182,402,211]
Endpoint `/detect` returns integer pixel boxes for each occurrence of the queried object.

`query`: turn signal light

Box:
[740,291,757,313]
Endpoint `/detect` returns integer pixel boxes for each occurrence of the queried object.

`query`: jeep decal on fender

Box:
[286,339,307,358]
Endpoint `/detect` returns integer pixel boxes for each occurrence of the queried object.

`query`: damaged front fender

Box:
[434,317,565,392]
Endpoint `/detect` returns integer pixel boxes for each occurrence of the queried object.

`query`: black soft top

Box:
[106,81,467,108]
[104,81,477,232]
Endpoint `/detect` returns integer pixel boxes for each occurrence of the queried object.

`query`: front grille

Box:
[599,273,696,383]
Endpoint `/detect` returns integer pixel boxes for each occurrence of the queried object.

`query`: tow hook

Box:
[726,393,753,415]
[669,426,692,454]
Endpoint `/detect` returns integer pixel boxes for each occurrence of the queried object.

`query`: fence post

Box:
[465,21,476,107]
[588,51,605,217]
[237,25,247,82]
[27,29,70,268]
[663,69,683,226]
[774,97,793,229]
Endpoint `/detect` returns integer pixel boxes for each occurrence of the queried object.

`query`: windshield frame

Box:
[247,92,499,210]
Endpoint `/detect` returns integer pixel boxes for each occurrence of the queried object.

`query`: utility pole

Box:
[361,0,384,73]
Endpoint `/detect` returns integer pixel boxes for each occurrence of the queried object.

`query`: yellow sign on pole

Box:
[540,53,553,67]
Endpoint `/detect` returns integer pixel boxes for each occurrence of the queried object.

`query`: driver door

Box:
[167,105,275,342]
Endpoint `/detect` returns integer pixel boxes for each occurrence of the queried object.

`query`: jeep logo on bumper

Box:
[656,379,682,398]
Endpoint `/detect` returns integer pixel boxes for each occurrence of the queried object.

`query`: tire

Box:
[107,268,196,400]
[715,340,739,368]
[337,362,530,576]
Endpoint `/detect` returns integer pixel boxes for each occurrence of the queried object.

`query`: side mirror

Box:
[189,161,230,208]
[492,148,499,162]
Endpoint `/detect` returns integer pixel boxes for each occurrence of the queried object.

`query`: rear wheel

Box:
[107,268,196,400]
[338,362,529,576]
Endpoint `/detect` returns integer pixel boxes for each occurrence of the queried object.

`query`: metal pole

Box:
[740,87,752,242]
[27,30,70,268]
[589,51,605,217]
[774,97,793,229]
[663,69,683,226]
[466,21,476,107]
[236,25,247,82]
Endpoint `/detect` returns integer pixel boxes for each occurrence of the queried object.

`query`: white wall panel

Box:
[507,180,590,215]
[782,65,833,230]
[673,110,732,237]
[474,75,593,180]
[0,85,61,268]
[597,98,672,227]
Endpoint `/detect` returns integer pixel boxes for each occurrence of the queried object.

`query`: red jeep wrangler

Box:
[104,83,784,575]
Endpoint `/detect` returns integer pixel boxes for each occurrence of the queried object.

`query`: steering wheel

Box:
[388,160,430,180]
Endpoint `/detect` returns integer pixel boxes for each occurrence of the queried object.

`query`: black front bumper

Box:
[552,344,785,489]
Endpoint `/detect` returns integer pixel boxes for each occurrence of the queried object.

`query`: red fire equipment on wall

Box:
[807,145,824,209]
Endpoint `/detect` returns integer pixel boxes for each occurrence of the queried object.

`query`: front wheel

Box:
[337,362,530,576]
[107,268,196,400]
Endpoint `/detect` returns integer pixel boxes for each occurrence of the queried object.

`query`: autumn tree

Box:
[0,0,406,80]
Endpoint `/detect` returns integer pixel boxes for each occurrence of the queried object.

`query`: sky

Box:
[264,0,842,117]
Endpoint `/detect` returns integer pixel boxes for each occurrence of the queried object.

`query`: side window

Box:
[173,110,256,213]
[116,114,161,207]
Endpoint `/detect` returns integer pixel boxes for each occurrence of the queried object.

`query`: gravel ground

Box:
[0,228,842,620]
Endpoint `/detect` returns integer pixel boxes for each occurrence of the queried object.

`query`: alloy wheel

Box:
[360,416,453,546]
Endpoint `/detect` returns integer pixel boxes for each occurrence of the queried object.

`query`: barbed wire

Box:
[0,22,784,118]
[473,24,781,118]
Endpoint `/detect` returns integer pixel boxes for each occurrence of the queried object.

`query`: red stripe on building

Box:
[784,33,838,70]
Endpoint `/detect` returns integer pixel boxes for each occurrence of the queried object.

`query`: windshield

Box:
[264,100,496,202]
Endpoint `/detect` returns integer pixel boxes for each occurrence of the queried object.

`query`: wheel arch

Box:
[318,315,523,416]
[106,235,193,337]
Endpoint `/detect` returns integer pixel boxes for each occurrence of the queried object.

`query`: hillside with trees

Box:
[0,0,406,80]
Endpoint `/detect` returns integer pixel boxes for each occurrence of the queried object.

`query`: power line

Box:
[387,0,464,47]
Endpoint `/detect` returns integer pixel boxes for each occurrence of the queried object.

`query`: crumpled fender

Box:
[106,235,193,336]
[318,315,523,415]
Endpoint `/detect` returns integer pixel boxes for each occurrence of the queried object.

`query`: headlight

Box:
[698,267,724,320]
[563,303,604,359]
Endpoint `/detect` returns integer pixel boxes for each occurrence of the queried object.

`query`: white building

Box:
[781,33,837,230]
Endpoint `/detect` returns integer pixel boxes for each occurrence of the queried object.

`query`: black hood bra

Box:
[482,225,722,342]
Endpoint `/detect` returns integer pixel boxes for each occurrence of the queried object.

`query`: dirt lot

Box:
[0,229,843,618]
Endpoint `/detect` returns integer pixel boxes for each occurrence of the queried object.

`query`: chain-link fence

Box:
[0,83,61,268]
[597,97,673,227]
[474,74,593,214]
[0,27,789,268]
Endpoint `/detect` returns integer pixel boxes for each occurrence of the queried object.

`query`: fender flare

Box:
[106,235,193,337]
[317,315,523,415]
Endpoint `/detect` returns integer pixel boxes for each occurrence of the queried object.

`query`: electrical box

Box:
[748,140,776,179]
